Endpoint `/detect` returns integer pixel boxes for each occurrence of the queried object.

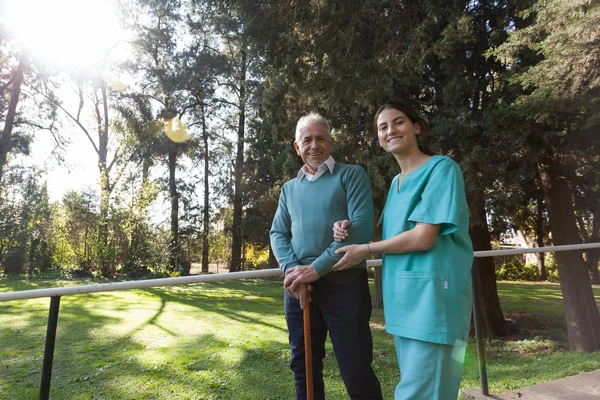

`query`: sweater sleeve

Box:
[269,185,300,274]
[312,166,375,276]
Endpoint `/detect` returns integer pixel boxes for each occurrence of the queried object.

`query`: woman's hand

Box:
[332,244,369,271]
[332,219,351,242]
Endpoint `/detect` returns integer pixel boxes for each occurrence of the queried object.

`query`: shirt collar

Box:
[297,156,335,179]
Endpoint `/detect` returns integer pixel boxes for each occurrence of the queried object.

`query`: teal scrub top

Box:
[381,155,473,346]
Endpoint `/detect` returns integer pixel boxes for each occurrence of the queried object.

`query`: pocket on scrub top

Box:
[394,271,447,334]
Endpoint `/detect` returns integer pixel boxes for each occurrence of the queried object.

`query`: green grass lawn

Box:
[0,277,599,399]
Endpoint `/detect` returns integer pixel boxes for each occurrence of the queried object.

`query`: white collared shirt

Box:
[297,156,335,181]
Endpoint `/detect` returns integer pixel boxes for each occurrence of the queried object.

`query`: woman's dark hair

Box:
[374,100,434,156]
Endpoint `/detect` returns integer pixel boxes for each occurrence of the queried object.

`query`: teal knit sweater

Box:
[270,163,374,277]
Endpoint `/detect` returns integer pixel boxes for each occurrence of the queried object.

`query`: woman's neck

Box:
[394,148,431,175]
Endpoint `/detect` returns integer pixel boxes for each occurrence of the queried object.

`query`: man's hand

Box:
[287,283,312,309]
[332,219,351,242]
[332,244,369,271]
[284,265,320,293]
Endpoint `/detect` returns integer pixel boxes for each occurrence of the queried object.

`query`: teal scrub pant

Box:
[393,336,466,400]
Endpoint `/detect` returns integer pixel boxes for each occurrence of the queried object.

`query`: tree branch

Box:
[28,83,100,155]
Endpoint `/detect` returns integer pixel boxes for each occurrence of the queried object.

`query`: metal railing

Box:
[1,242,599,399]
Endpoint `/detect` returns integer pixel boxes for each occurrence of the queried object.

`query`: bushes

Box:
[495,254,562,282]
[244,244,270,269]
[496,259,541,281]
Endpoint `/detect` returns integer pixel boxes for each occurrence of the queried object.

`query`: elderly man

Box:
[270,112,382,400]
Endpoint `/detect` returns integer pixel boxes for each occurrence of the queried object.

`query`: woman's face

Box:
[376,108,421,154]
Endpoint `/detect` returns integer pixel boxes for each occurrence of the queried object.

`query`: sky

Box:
[2,0,127,69]
[2,0,132,202]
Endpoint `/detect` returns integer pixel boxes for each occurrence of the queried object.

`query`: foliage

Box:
[243,243,269,269]
[0,39,63,180]
[492,0,600,256]
[496,260,541,282]
[208,229,232,268]
[53,189,101,271]
[0,166,55,274]
[494,0,600,127]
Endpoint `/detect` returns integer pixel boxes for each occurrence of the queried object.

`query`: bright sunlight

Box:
[2,0,127,69]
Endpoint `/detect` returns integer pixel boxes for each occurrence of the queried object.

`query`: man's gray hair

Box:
[295,112,332,143]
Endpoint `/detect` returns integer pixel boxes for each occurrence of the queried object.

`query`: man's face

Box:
[294,123,334,170]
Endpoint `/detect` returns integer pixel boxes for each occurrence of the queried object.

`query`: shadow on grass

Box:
[0,294,125,398]
[2,278,597,398]
[0,278,294,398]
[141,280,288,334]
[1,312,297,398]
[0,277,398,399]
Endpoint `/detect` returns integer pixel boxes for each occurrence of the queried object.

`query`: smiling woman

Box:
[2,0,127,69]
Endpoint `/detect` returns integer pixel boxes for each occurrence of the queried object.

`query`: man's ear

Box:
[293,141,301,155]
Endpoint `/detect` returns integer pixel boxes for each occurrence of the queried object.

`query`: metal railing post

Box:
[471,269,489,396]
[39,295,61,400]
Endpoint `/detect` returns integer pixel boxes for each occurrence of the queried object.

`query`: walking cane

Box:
[303,289,314,400]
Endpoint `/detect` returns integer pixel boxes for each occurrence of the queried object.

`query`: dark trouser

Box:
[284,269,382,400]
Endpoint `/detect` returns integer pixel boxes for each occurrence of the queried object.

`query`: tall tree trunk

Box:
[536,195,547,280]
[168,150,180,271]
[201,104,210,274]
[230,49,247,273]
[0,54,27,182]
[97,82,110,277]
[538,154,600,351]
[589,252,600,285]
[28,237,40,274]
[587,202,600,284]
[141,158,151,187]
[468,189,508,337]
[268,246,278,268]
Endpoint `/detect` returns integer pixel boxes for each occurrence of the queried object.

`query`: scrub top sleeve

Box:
[408,159,467,236]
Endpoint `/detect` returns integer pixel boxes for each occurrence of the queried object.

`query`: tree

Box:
[572,160,600,284]
[177,5,229,272]
[20,174,54,273]
[206,11,259,273]
[125,0,190,271]
[0,51,27,182]
[55,189,99,272]
[0,42,61,185]
[241,95,289,267]
[494,0,600,351]
[123,0,231,273]
[113,94,165,273]
[225,1,516,335]
[46,74,129,275]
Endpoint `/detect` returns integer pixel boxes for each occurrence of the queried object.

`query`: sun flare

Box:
[2,0,128,70]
